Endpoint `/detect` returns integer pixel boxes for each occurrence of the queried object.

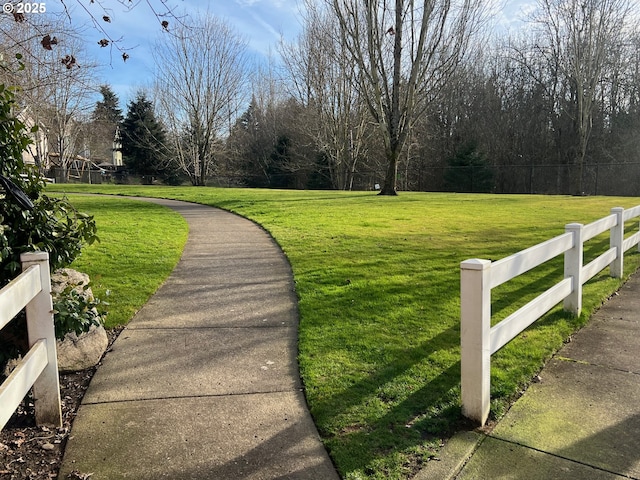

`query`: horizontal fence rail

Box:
[0,252,62,430]
[460,205,640,426]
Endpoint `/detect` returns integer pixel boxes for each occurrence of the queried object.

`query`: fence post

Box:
[610,207,624,278]
[460,259,492,426]
[21,252,62,428]
[563,223,584,315]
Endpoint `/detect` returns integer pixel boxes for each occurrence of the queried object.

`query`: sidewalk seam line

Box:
[555,356,640,376]
[126,325,295,330]
[81,389,305,406]
[487,435,640,479]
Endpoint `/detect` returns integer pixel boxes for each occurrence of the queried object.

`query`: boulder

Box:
[51,268,107,372]
[56,325,108,373]
[51,268,92,298]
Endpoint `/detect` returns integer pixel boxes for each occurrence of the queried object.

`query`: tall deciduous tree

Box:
[0,14,97,178]
[531,0,632,194]
[153,12,248,186]
[327,0,486,194]
[282,1,371,190]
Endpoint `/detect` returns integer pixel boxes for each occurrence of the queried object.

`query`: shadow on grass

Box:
[310,326,465,476]
[312,262,639,477]
[491,265,564,322]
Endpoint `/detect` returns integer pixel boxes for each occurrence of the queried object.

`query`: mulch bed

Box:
[0,327,123,480]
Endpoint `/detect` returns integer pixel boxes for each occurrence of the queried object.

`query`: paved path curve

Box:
[59,198,339,479]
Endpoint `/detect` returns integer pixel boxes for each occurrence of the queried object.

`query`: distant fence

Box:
[460,205,640,426]
[0,252,62,430]
[49,161,640,196]
[405,162,640,196]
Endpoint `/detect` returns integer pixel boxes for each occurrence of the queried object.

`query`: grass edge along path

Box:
[50,185,640,480]
[56,194,188,328]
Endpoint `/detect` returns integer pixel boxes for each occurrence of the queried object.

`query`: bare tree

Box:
[0,14,98,178]
[57,0,181,62]
[153,12,248,185]
[327,0,487,194]
[531,0,633,194]
[282,1,372,190]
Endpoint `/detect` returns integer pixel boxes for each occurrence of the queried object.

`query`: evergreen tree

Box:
[121,92,173,182]
[93,85,123,125]
[228,99,271,187]
[268,135,294,188]
[444,142,494,193]
[89,85,123,162]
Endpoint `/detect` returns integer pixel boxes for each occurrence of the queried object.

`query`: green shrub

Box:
[0,83,102,370]
[52,285,107,339]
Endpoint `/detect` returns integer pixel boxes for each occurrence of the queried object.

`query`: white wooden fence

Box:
[461,205,640,426]
[0,252,62,429]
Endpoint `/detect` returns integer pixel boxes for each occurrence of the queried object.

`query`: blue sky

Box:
[56,0,302,105]
[62,0,535,107]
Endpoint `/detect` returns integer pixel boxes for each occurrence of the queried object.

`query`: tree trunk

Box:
[573,139,587,195]
[379,149,399,195]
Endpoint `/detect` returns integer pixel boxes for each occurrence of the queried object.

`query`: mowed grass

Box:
[50,185,640,479]
[53,195,188,328]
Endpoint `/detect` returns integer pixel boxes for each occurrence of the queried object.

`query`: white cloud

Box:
[226,0,301,54]
[491,0,539,32]
[245,9,283,40]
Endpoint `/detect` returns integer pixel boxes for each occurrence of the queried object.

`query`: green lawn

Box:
[55,195,188,328]
[50,185,640,479]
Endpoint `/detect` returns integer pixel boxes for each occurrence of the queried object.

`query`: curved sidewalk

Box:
[59,198,339,479]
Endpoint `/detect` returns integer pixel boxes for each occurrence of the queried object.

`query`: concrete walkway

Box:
[59,198,339,479]
[415,271,640,480]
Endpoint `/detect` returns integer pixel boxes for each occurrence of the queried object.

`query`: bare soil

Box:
[0,327,122,480]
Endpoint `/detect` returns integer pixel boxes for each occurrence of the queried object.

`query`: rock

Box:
[50,268,107,372]
[51,268,92,299]
[56,325,108,373]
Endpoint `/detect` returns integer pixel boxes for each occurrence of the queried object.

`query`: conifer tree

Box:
[90,85,123,162]
[121,92,173,182]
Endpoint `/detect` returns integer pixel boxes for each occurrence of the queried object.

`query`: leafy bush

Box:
[0,83,103,365]
[0,84,98,278]
[52,285,107,339]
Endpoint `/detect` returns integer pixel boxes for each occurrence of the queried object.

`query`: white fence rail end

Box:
[461,205,640,426]
[0,252,62,430]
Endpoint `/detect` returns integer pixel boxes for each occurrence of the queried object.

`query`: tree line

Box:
[1,0,639,195]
